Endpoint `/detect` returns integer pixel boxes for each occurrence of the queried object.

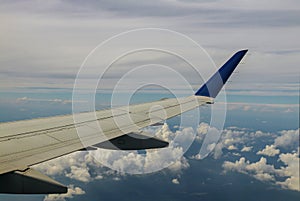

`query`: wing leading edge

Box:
[0,50,248,194]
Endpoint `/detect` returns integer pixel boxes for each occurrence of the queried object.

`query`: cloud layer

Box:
[1,0,299,95]
[35,122,299,201]
[44,185,85,201]
[223,128,299,191]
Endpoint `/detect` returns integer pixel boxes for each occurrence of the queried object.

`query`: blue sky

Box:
[0,0,299,200]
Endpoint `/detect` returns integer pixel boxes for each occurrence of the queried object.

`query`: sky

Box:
[0,0,299,201]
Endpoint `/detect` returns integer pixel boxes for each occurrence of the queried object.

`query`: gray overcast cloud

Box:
[0,0,299,93]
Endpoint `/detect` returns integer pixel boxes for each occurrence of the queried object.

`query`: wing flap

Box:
[94,131,169,150]
[0,168,67,194]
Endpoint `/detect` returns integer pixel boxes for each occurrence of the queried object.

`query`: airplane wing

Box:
[0,50,248,194]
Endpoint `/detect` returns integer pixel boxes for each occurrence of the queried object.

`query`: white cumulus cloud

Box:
[44,185,85,201]
[223,153,300,191]
[257,145,280,157]
[241,146,253,152]
[227,145,238,150]
[274,129,299,149]
[275,151,300,191]
[172,178,180,185]
[65,166,91,183]
[91,124,191,174]
[36,123,192,180]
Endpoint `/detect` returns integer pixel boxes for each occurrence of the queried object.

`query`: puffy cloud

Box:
[232,152,241,156]
[36,123,191,179]
[257,145,280,157]
[193,123,274,159]
[35,151,88,177]
[223,127,299,191]
[253,130,272,138]
[213,126,298,158]
[212,143,223,159]
[65,166,91,182]
[193,123,258,159]
[167,156,190,173]
[227,145,238,150]
[223,154,300,191]
[241,146,253,152]
[276,151,300,191]
[191,141,223,160]
[223,157,276,182]
[196,122,209,141]
[172,178,180,185]
[246,157,276,180]
[174,127,195,150]
[44,185,85,201]
[252,173,275,182]
[93,124,189,175]
[223,157,249,174]
[274,129,299,149]
[204,126,256,158]
[35,123,299,193]
[155,123,176,142]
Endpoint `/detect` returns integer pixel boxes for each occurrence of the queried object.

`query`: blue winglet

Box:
[195,49,248,98]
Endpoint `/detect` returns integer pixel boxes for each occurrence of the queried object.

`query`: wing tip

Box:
[195,49,248,98]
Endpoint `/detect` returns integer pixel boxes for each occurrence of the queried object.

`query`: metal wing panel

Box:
[0,95,209,174]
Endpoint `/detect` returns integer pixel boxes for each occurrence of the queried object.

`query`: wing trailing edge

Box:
[93,131,169,150]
